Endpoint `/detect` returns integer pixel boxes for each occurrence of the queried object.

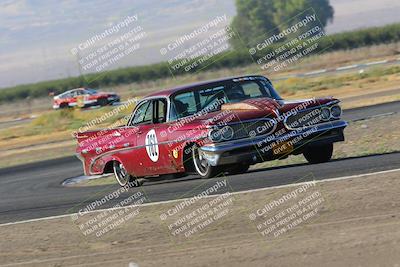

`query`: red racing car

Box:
[76,75,347,186]
[53,88,120,109]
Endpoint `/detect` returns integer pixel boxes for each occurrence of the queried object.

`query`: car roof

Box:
[144,75,267,99]
[57,88,88,96]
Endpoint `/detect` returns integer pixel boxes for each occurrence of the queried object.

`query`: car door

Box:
[60,92,73,107]
[152,98,178,174]
[67,90,76,106]
[133,98,173,176]
[114,100,150,177]
[75,89,87,107]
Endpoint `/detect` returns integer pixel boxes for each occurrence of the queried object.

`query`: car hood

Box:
[192,97,337,125]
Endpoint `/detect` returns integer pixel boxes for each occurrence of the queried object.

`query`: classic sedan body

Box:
[53,88,120,109]
[76,75,347,186]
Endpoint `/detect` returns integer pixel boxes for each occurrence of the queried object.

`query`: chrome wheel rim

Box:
[193,146,209,176]
[113,161,129,186]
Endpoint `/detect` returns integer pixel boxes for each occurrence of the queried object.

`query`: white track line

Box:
[365,60,388,66]
[305,69,327,75]
[336,64,359,71]
[1,168,400,227]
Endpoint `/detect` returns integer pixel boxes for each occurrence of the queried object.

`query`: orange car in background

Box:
[53,88,120,109]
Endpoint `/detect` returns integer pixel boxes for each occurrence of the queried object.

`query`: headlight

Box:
[208,126,235,142]
[221,126,234,140]
[208,128,223,142]
[330,105,342,118]
[320,107,331,121]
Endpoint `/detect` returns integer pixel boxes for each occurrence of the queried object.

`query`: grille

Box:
[229,119,276,139]
[285,108,324,129]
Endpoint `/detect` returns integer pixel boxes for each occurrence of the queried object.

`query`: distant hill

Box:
[0,0,399,89]
[326,0,400,33]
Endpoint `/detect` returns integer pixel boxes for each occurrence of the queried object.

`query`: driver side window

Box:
[131,101,152,125]
[153,99,167,124]
[71,90,78,97]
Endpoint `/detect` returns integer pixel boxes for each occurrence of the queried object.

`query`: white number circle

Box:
[145,129,159,162]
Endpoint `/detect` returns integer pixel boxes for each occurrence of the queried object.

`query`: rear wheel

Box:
[192,144,222,179]
[60,102,69,109]
[113,161,142,187]
[303,143,333,164]
[98,98,108,106]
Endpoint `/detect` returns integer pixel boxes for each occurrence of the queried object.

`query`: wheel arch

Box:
[181,141,204,174]
[59,102,69,108]
[103,160,115,174]
[101,155,124,174]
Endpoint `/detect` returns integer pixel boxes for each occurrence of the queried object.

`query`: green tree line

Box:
[229,0,334,50]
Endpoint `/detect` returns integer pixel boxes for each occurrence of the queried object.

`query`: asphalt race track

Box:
[0,101,399,224]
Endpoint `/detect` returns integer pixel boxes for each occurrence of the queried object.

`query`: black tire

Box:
[98,98,108,106]
[59,103,69,109]
[192,144,222,179]
[113,161,142,187]
[226,163,250,175]
[303,143,333,164]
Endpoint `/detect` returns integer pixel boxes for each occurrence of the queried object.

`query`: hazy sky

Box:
[0,0,399,88]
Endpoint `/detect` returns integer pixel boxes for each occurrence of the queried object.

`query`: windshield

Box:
[85,88,98,95]
[170,78,281,120]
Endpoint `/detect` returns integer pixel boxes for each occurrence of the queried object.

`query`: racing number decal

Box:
[145,129,159,162]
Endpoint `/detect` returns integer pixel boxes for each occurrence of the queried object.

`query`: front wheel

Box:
[192,145,222,179]
[303,143,333,164]
[113,161,142,187]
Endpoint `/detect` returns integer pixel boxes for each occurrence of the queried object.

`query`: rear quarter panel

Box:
[76,127,139,176]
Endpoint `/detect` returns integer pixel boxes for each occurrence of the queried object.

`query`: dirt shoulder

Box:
[1,169,399,267]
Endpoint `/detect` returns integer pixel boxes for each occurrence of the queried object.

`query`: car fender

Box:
[178,139,208,172]
[88,153,126,175]
[101,154,125,174]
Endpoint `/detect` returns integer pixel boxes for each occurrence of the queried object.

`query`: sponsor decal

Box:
[145,129,159,162]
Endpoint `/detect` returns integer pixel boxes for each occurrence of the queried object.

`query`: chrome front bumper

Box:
[200,120,348,166]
